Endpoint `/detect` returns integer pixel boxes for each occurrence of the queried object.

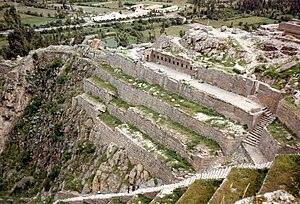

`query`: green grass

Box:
[17,6,58,16]
[20,14,60,26]
[127,194,152,204]
[267,119,300,147]
[85,93,103,104]
[284,96,300,117]
[91,76,118,94]
[177,179,222,204]
[195,16,277,28]
[260,154,300,197]
[98,112,122,128]
[152,188,186,204]
[111,98,132,109]
[141,25,189,39]
[210,168,268,204]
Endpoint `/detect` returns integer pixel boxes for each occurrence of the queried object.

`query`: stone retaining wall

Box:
[93,67,242,155]
[84,79,116,104]
[94,119,177,184]
[84,79,219,170]
[259,128,280,161]
[196,63,284,114]
[276,99,300,138]
[144,50,285,114]
[105,52,258,128]
[73,95,106,119]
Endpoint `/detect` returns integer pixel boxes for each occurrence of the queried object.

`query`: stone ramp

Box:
[54,162,272,204]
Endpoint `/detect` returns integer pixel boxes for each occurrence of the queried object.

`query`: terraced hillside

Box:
[1,43,300,203]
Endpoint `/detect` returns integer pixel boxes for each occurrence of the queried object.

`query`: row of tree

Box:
[1,6,84,59]
[190,0,300,17]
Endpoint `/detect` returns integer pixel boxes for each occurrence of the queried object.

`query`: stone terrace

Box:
[145,61,263,118]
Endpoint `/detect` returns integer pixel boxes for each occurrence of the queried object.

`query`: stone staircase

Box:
[243,107,275,147]
[54,162,272,204]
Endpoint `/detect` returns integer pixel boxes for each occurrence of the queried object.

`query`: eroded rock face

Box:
[0,46,160,202]
[180,29,246,62]
[0,58,34,152]
[89,144,154,194]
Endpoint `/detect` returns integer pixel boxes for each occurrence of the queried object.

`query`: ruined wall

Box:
[196,67,254,97]
[93,67,242,155]
[196,67,284,113]
[279,22,300,39]
[94,119,176,184]
[256,83,284,113]
[105,52,258,128]
[144,50,285,114]
[259,128,280,161]
[148,50,194,76]
[276,99,300,138]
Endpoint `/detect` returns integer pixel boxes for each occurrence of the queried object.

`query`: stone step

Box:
[243,139,259,147]
[248,134,260,140]
[244,137,259,145]
[250,131,262,137]
[250,131,261,136]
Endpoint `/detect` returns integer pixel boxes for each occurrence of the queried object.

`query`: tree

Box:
[4,6,21,29]
[116,32,128,47]
[118,0,123,8]
[160,22,166,35]
[73,31,85,45]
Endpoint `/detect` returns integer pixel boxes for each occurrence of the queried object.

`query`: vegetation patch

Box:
[91,76,118,94]
[152,188,186,204]
[177,179,222,204]
[210,168,268,204]
[127,194,152,204]
[267,119,300,147]
[260,154,300,197]
[98,112,122,128]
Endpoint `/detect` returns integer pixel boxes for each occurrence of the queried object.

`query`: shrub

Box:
[57,74,68,84]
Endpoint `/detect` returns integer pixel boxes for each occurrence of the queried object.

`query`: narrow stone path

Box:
[54,162,272,204]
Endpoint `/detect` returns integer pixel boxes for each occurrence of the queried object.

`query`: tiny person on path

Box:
[127,184,130,193]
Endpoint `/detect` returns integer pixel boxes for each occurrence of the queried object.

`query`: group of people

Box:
[127,180,139,193]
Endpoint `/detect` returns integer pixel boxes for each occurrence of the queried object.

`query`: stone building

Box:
[278,20,300,39]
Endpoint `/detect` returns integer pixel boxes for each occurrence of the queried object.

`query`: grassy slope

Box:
[267,119,300,147]
[260,154,300,197]
[177,179,222,204]
[210,168,268,204]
